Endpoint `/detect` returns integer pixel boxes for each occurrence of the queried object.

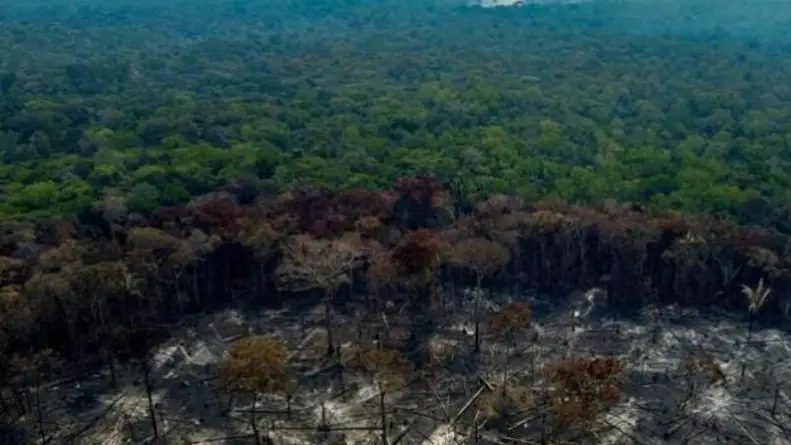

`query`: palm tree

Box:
[742,278,771,339]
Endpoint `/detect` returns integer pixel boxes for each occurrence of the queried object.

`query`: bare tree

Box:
[9,349,61,445]
[112,323,169,442]
[124,227,184,315]
[237,218,281,299]
[24,241,84,359]
[218,335,293,445]
[0,284,33,415]
[276,235,361,357]
[356,347,413,445]
[450,238,511,353]
[173,228,222,311]
[68,261,134,387]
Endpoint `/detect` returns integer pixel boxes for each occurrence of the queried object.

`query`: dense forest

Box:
[4,1,791,444]
[3,0,791,223]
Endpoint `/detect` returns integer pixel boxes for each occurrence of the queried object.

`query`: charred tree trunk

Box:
[0,390,9,416]
[12,387,27,415]
[142,360,159,440]
[192,264,201,304]
[380,390,388,445]
[502,341,512,395]
[772,387,780,416]
[339,364,347,402]
[35,380,46,445]
[748,312,755,340]
[325,288,335,357]
[474,273,483,354]
[256,261,268,334]
[97,307,118,388]
[54,295,79,359]
[106,347,117,388]
[251,394,261,445]
[406,286,436,364]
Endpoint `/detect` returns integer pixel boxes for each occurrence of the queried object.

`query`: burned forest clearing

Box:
[3,180,791,445]
[19,288,791,445]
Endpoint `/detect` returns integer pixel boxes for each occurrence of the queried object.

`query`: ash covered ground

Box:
[17,289,791,445]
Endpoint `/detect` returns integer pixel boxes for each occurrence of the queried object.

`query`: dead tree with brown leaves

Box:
[544,356,625,439]
[450,238,511,353]
[276,235,361,357]
[488,301,533,393]
[217,335,293,445]
[386,229,446,360]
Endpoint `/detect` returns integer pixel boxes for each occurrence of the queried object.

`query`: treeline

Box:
[0,176,787,404]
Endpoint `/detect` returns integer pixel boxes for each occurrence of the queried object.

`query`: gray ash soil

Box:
[16,289,791,445]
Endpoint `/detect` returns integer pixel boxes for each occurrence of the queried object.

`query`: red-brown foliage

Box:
[272,189,333,235]
[392,175,446,207]
[488,301,532,339]
[4,179,791,378]
[269,188,397,238]
[333,189,397,221]
[189,195,248,233]
[545,356,625,425]
[152,204,190,227]
[389,229,446,285]
[735,226,785,254]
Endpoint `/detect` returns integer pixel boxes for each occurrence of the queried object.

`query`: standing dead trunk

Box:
[0,391,9,416]
[127,416,136,441]
[325,289,335,357]
[35,381,46,444]
[339,365,347,402]
[474,272,483,353]
[256,261,267,334]
[142,361,159,440]
[95,301,118,389]
[251,394,261,445]
[451,238,510,354]
[380,390,388,445]
[748,313,754,340]
[192,264,201,303]
[12,387,27,415]
[107,348,117,388]
[772,387,780,416]
[502,342,511,396]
